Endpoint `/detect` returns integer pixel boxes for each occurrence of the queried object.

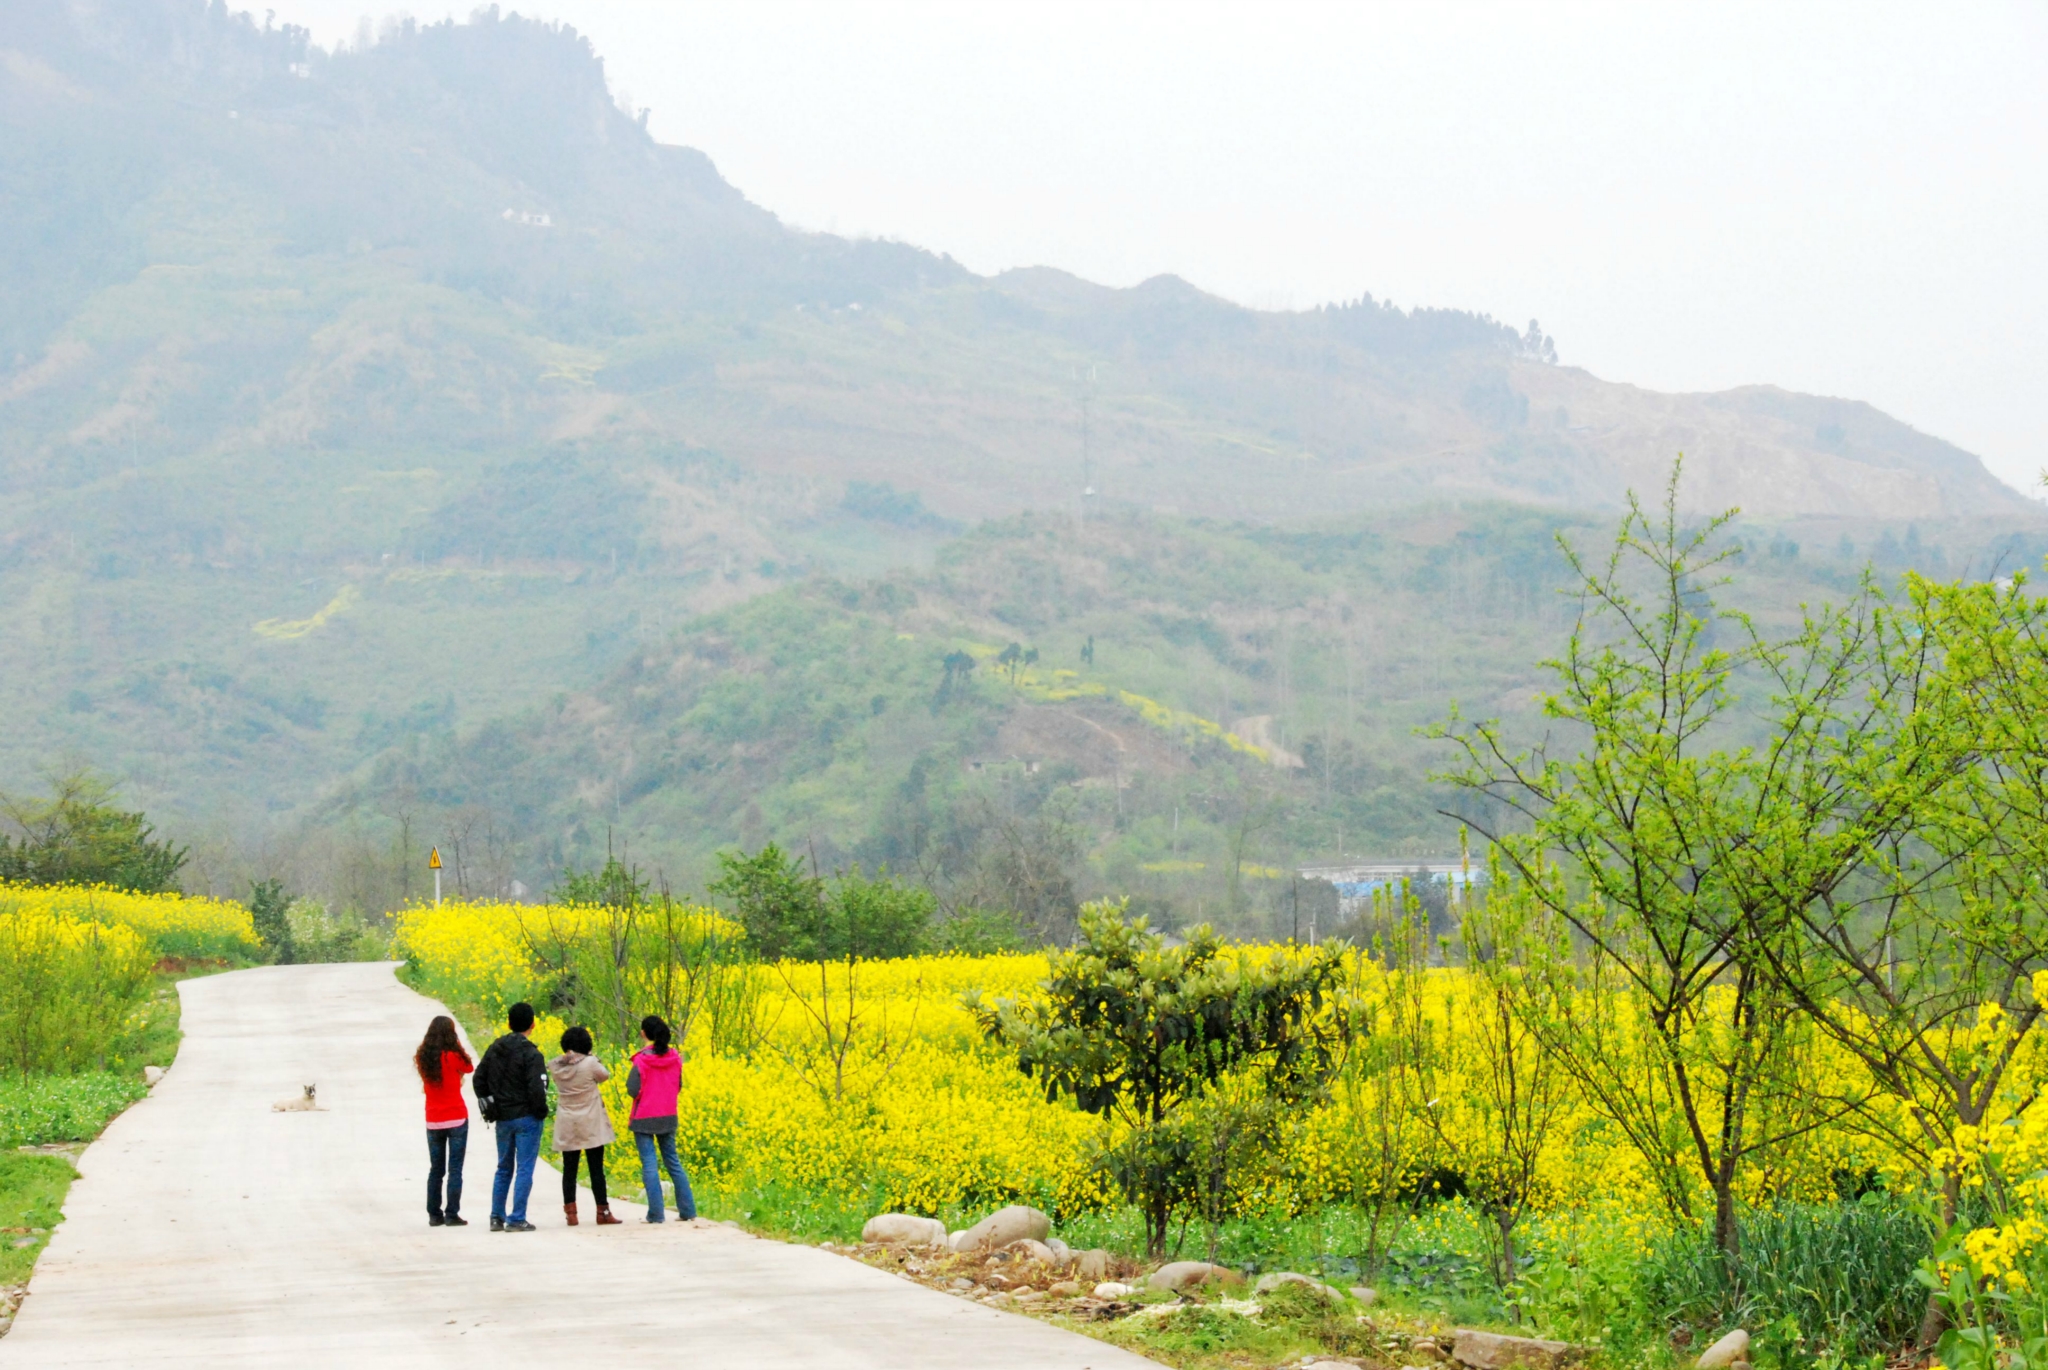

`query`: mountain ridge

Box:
[1,0,2039,900]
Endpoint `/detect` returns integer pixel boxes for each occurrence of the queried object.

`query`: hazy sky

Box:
[265,0,2048,495]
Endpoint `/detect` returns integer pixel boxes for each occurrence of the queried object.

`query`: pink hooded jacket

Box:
[627,1047,682,1133]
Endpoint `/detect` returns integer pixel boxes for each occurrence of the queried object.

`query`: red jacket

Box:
[422,1051,473,1125]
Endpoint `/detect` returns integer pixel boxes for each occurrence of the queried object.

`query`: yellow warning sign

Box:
[428,847,443,870]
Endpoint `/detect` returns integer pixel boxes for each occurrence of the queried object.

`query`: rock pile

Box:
[849,1203,1403,1347]
[851,1204,1132,1316]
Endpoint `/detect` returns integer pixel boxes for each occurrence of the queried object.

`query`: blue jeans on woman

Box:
[426,1123,467,1221]
[633,1128,695,1222]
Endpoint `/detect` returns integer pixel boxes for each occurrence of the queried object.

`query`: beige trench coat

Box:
[546,1051,615,1152]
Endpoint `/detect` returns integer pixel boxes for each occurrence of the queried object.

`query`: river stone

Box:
[1047,1281,1082,1298]
[143,1066,165,1088]
[861,1213,947,1246]
[955,1204,1052,1252]
[1005,1238,1058,1265]
[1046,1237,1071,1259]
[1695,1330,1750,1369]
[1147,1261,1244,1292]
[1350,1285,1378,1306]
[1073,1248,1111,1281]
[1094,1281,1134,1298]
[1450,1328,1578,1369]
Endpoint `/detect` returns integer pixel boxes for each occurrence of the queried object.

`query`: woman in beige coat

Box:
[547,1026,620,1225]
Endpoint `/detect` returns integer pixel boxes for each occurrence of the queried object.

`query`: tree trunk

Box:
[1917,1170,1963,1350]
[1713,1176,1739,1260]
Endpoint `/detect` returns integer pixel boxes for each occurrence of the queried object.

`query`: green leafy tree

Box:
[708,843,825,960]
[249,878,297,964]
[1760,574,2048,1348]
[554,852,651,910]
[934,650,977,708]
[1437,468,1958,1257]
[829,866,936,960]
[0,772,188,893]
[709,845,934,961]
[973,898,1344,1256]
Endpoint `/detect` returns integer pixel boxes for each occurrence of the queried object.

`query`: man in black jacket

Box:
[476,1001,549,1232]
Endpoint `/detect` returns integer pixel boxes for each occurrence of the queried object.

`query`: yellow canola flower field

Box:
[0,884,253,1073]
[396,899,1101,1214]
[393,899,1903,1225]
[0,882,259,961]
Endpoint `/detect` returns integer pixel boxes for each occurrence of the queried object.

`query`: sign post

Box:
[429,847,443,907]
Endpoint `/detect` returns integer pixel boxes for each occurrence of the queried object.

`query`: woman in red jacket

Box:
[415,1015,474,1227]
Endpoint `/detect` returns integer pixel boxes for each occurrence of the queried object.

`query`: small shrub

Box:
[249,879,295,963]
[287,901,390,963]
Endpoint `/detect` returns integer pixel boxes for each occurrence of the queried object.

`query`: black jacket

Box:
[476,1031,549,1122]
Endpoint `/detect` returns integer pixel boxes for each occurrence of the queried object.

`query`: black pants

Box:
[561,1146,608,1206]
[427,1123,467,1220]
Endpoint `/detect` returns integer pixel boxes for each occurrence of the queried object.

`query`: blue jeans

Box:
[426,1123,467,1220]
[491,1115,542,1223]
[633,1129,695,1221]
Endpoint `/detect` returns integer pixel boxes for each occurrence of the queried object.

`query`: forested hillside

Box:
[309,503,2048,933]
[2,1,2040,907]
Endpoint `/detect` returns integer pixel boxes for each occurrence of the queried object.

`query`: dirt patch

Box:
[150,957,232,976]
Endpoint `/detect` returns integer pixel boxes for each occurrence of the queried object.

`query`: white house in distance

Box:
[1297,860,1485,918]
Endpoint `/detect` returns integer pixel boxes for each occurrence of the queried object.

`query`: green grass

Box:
[0,1074,148,1149]
[1089,1281,1395,1369]
[0,961,208,1321]
[0,964,196,1150]
[1631,1198,1929,1368]
[0,1153,78,1289]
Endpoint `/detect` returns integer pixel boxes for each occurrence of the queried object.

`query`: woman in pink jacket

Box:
[627,1014,696,1223]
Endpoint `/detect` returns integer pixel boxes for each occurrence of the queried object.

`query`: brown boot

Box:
[594,1206,622,1226]
[564,1203,579,1226]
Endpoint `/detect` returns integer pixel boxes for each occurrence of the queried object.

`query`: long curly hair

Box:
[415,1015,470,1085]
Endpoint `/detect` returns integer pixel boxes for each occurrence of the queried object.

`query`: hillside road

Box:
[1,962,1156,1369]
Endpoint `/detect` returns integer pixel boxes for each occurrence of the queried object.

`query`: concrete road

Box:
[3,963,1156,1368]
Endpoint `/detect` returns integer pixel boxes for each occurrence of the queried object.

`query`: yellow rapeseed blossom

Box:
[394,898,1913,1224]
[0,894,157,1072]
[0,882,258,960]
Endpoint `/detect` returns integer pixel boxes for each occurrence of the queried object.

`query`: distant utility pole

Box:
[1078,364,1098,523]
